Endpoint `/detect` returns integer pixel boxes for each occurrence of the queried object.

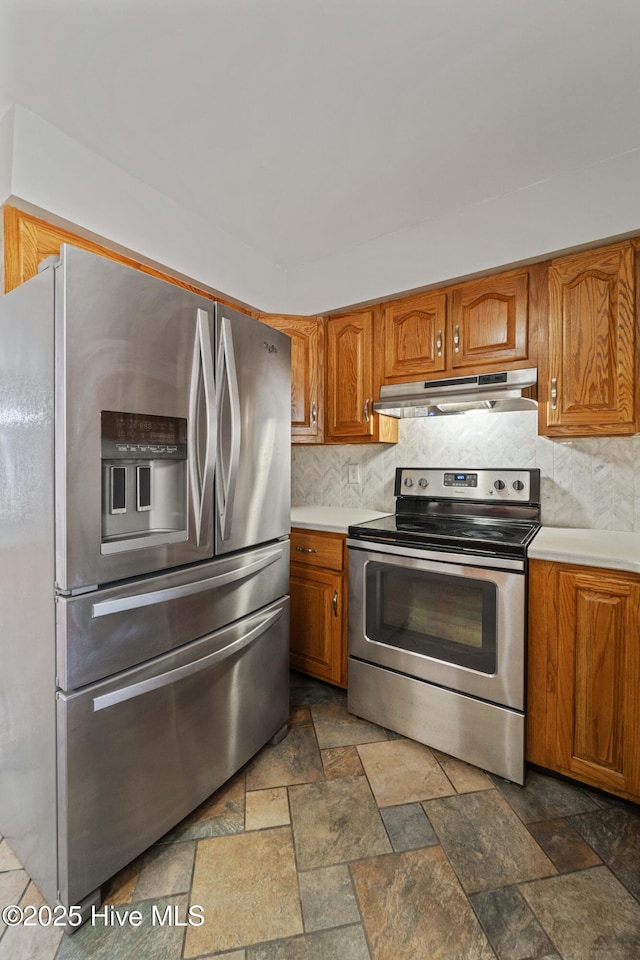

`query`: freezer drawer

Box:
[56,597,289,907]
[57,539,289,689]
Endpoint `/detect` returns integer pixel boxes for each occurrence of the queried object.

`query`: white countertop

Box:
[529,527,640,574]
[291,506,391,535]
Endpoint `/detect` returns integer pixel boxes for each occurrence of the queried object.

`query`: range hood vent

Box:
[374,368,537,418]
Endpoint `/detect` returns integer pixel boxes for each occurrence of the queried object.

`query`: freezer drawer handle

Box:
[91,545,284,618]
[92,606,283,712]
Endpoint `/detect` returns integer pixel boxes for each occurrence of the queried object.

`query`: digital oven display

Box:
[443,472,478,488]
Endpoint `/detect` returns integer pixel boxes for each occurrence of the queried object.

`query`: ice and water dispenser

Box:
[101,411,188,552]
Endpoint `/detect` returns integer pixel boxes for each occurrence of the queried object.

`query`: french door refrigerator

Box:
[0,245,291,916]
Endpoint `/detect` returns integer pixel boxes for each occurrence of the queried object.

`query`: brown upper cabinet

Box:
[382,290,447,380]
[381,267,533,383]
[449,270,529,368]
[261,308,397,445]
[258,314,324,443]
[325,308,397,443]
[539,241,638,437]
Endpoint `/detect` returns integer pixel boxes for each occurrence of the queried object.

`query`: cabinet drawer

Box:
[290,529,344,571]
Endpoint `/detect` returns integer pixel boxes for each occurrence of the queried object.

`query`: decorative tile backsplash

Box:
[292,411,640,531]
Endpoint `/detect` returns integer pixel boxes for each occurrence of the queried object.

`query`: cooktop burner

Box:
[348,467,541,560]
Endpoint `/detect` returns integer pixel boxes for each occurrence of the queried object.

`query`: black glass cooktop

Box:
[348,513,540,559]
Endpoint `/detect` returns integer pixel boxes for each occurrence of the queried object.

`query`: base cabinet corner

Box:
[288,528,347,687]
[527,558,640,802]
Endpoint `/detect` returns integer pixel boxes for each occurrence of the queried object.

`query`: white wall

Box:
[292,413,640,533]
[285,147,640,314]
[0,105,13,204]
[0,106,15,293]
[3,106,287,311]
[3,106,640,315]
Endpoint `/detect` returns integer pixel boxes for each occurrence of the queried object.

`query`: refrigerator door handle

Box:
[92,605,283,712]
[90,545,284,618]
[189,308,216,546]
[216,316,241,541]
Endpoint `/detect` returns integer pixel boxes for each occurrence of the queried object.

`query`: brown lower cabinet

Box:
[289,528,347,687]
[527,559,640,802]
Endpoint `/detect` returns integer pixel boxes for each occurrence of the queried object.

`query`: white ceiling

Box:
[1,0,640,278]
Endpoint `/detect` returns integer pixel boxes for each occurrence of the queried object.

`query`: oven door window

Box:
[364,562,497,674]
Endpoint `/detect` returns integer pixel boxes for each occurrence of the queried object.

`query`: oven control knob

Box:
[513,480,525,491]
[418,478,429,488]
[404,477,414,488]
[494,479,506,490]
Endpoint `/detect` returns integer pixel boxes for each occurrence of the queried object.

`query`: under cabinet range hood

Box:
[374,368,537,418]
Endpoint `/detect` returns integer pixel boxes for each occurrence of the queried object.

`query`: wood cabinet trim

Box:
[4,205,220,301]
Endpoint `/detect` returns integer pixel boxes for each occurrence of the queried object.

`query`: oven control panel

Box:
[395,468,540,503]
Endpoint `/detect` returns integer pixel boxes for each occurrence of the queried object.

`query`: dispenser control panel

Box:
[101,411,187,460]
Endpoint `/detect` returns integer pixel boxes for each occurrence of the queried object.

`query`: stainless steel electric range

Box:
[347,467,541,784]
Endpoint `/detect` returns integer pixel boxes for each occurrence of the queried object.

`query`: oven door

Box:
[348,542,525,710]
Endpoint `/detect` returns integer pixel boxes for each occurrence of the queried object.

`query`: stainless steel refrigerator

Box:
[0,245,291,915]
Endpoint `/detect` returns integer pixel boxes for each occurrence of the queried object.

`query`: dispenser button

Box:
[137,465,152,511]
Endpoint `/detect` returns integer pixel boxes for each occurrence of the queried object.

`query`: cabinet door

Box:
[556,569,640,797]
[289,565,344,685]
[382,291,447,381]
[326,309,374,438]
[450,270,529,368]
[259,315,323,442]
[542,242,637,436]
[528,560,640,802]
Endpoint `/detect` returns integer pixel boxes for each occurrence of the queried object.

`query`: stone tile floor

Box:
[1,671,639,959]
